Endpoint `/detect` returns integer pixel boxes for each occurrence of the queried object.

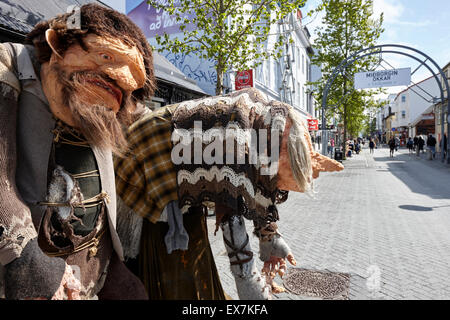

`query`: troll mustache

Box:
[55,68,134,156]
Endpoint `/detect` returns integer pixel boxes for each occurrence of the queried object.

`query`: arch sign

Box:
[321,44,450,164]
[354,67,411,89]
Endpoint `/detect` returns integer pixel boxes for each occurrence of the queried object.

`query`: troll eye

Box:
[100,53,112,60]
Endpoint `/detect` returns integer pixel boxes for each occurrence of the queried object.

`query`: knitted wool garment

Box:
[171,88,291,226]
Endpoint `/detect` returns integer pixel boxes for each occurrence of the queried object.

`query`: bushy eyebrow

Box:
[82,36,138,56]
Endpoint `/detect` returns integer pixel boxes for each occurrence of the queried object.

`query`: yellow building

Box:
[384,112,396,142]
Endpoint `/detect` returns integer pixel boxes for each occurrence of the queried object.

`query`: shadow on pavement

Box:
[399,204,433,211]
[372,150,450,200]
[399,204,450,212]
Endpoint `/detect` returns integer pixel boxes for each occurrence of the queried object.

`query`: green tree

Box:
[148,0,305,95]
[309,0,384,150]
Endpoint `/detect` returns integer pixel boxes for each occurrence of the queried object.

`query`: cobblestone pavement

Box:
[207,146,450,300]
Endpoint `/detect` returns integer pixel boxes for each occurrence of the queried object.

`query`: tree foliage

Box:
[361,98,384,137]
[309,0,384,142]
[147,0,305,95]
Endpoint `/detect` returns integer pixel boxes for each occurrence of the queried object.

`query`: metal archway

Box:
[321,44,450,164]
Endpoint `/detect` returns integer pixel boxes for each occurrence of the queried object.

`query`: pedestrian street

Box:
[208,146,450,300]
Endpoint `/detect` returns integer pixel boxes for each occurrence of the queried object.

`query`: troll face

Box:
[41,33,146,154]
[29,4,156,155]
[45,33,146,114]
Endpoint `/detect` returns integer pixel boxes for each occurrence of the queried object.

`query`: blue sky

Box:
[105,0,450,97]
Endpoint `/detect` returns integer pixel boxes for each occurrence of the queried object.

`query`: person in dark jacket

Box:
[426,134,437,159]
[407,137,414,154]
[388,138,396,158]
[369,139,375,154]
[418,136,425,155]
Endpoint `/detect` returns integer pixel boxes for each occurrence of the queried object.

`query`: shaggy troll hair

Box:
[286,107,313,193]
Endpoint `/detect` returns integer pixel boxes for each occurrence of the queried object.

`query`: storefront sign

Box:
[354,68,411,89]
[235,70,253,90]
[421,114,434,120]
[307,119,319,131]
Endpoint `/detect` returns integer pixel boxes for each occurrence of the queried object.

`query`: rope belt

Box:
[52,126,90,148]
[223,234,254,266]
[43,227,107,258]
[72,169,100,179]
[39,190,110,209]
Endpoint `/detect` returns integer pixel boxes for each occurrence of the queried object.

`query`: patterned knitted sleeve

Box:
[0,45,38,266]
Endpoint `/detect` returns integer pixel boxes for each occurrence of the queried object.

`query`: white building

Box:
[390,76,439,139]
[227,9,316,121]
[124,1,318,120]
[375,94,396,140]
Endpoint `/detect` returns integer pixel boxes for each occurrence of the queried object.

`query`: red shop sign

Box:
[307,119,318,131]
[235,70,253,90]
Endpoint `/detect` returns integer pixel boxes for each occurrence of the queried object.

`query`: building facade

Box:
[126,2,318,117]
[249,9,314,119]
[375,94,396,143]
[389,76,439,144]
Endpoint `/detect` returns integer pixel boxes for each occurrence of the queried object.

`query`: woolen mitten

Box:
[4,238,66,300]
[259,234,291,262]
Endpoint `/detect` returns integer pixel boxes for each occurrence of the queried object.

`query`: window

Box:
[401,94,406,103]
[302,86,305,109]
[302,54,305,74]
[401,110,406,118]
[306,61,310,81]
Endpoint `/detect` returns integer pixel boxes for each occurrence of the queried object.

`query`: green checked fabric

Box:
[114,104,179,223]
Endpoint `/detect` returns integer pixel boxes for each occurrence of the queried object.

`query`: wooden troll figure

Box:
[115,88,344,300]
[0,4,155,299]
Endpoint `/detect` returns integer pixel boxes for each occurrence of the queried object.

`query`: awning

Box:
[410,104,435,127]
[153,52,206,95]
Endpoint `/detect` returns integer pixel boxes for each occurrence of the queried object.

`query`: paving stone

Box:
[208,147,450,300]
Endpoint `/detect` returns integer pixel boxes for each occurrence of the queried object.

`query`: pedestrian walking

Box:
[369,138,375,154]
[407,137,414,154]
[330,137,335,157]
[426,134,437,159]
[413,136,418,152]
[389,138,396,158]
[355,141,361,154]
[418,136,425,155]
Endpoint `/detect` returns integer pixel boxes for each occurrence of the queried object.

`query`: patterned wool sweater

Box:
[115,88,292,229]
[172,88,291,226]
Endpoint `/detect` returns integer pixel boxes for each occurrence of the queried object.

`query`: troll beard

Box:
[55,68,135,156]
